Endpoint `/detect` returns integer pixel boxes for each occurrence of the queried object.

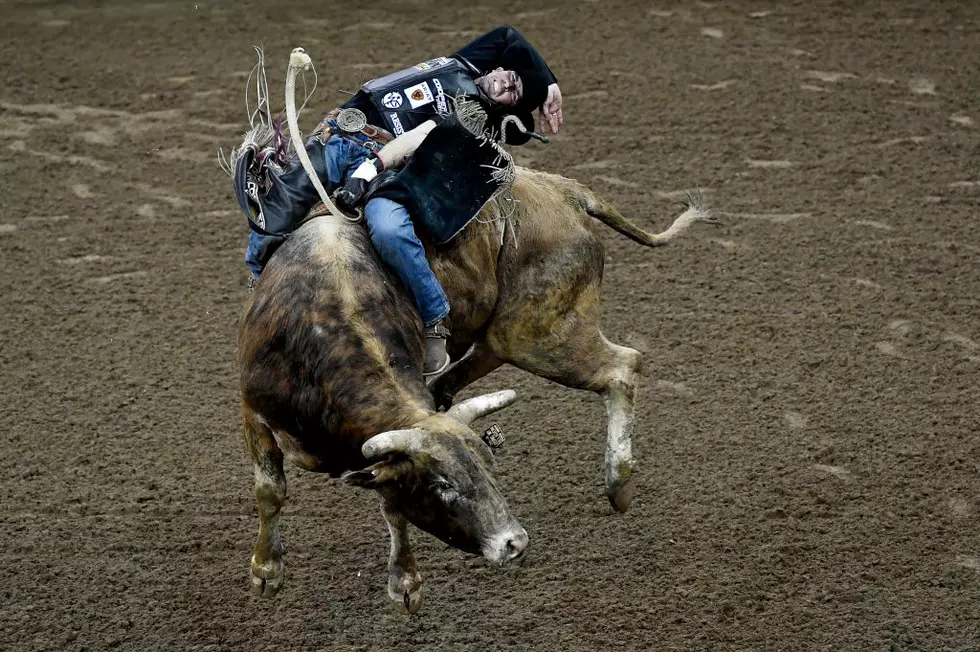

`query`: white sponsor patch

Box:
[382,91,403,109]
[404,81,434,109]
[389,113,404,135]
[416,57,451,70]
[433,79,448,115]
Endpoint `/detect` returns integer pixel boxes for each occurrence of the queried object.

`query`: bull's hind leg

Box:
[488,287,642,512]
[243,406,286,597]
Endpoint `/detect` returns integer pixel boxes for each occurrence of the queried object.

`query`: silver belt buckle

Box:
[336,108,367,134]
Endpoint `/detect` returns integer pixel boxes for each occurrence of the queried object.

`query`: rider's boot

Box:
[423,320,451,376]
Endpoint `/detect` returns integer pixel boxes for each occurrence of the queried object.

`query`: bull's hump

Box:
[243,216,431,431]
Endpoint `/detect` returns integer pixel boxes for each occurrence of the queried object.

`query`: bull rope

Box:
[284,48,354,222]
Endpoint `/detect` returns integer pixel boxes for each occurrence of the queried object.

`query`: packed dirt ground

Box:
[1,1,978,650]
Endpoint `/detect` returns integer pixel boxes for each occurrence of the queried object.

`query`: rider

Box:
[237,26,564,375]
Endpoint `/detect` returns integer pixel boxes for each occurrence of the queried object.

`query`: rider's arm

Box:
[375,119,438,170]
[456,26,563,137]
[335,120,438,210]
[452,26,557,85]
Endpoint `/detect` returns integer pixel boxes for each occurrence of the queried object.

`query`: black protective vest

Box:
[360,57,481,135]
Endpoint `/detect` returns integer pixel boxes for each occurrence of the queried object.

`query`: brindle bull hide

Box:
[238,166,711,613]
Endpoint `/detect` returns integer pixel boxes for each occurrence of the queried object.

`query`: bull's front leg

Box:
[243,408,286,597]
[602,344,641,513]
[380,498,423,614]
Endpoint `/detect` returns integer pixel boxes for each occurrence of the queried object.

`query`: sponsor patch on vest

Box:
[382,92,403,109]
[433,79,449,115]
[415,57,451,71]
[389,113,405,135]
[404,81,434,109]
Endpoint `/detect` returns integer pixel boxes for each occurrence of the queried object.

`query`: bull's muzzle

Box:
[483,527,529,565]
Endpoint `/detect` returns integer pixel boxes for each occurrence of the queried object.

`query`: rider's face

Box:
[478,68,523,107]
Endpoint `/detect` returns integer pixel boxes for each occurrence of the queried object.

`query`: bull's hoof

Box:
[607,476,636,513]
[388,572,423,615]
[250,556,284,598]
[606,459,637,513]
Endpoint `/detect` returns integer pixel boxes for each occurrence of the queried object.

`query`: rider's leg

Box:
[242,135,369,280]
[364,196,451,375]
[245,231,284,281]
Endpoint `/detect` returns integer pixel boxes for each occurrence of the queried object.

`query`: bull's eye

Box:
[433,480,458,504]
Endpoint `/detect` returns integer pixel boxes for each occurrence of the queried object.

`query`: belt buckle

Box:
[336,107,367,134]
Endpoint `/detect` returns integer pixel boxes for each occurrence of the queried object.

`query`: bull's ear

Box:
[341,464,382,489]
[341,459,413,490]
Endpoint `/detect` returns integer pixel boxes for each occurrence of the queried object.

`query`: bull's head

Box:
[342,390,527,565]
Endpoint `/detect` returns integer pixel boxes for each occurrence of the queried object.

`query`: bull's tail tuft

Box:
[672,188,719,231]
[579,185,716,248]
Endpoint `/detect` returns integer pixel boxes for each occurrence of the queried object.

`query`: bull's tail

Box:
[578,187,716,247]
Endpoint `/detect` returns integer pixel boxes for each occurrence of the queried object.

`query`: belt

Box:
[311,108,395,153]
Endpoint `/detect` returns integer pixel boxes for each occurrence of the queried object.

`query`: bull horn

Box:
[362,428,425,459]
[447,390,517,425]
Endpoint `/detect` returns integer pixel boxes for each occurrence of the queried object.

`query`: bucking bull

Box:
[239,159,713,611]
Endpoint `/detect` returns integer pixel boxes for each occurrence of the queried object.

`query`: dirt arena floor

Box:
[2,1,978,650]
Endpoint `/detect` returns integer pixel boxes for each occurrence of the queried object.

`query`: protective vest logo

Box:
[382,92,403,109]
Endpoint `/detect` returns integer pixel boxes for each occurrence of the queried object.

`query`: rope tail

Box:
[284,48,352,222]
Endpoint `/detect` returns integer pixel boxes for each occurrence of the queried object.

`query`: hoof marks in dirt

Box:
[804,70,857,84]
[908,78,937,95]
[954,555,980,571]
[813,464,853,482]
[745,159,795,170]
[87,271,149,285]
[72,184,94,199]
[874,341,910,360]
[784,411,808,430]
[58,254,111,265]
[854,220,893,231]
[690,80,736,91]
[655,379,695,398]
[571,159,619,170]
[852,278,882,290]
[948,497,974,519]
[725,211,810,223]
[595,175,639,189]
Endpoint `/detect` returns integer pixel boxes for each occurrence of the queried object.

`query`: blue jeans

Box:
[245,133,450,326]
[364,197,450,327]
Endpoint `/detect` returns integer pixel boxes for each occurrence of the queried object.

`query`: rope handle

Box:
[285,48,356,222]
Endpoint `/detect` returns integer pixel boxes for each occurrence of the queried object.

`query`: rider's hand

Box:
[335,157,384,210]
[537,83,564,135]
[335,177,368,211]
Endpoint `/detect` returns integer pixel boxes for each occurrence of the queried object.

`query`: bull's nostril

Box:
[505,530,529,559]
